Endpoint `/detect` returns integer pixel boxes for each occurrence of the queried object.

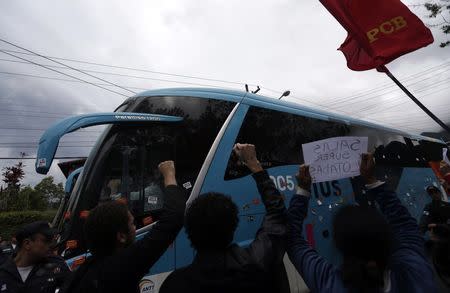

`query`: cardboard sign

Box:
[302,136,368,183]
[443,148,450,167]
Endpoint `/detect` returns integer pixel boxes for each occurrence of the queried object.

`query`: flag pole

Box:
[379,65,450,134]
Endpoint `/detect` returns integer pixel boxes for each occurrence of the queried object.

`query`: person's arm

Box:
[47,255,71,289]
[105,161,187,287]
[287,165,335,292]
[370,186,425,254]
[233,143,287,268]
[419,204,432,234]
[361,154,425,256]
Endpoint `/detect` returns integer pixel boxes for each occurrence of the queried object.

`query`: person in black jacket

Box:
[420,185,450,234]
[0,221,70,293]
[0,243,14,266]
[428,223,450,291]
[160,143,288,293]
[420,185,450,291]
[61,160,187,293]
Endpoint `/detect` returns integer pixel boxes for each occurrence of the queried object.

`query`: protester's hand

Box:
[233,143,263,173]
[441,178,450,194]
[296,165,312,192]
[158,160,177,186]
[360,153,377,184]
[428,223,447,242]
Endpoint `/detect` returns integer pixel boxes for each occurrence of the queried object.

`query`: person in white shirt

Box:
[0,221,70,293]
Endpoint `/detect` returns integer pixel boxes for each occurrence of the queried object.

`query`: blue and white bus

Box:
[36,87,448,292]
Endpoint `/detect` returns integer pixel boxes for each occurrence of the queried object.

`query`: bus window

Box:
[224,106,352,180]
[53,168,82,229]
[83,126,178,228]
[224,106,421,180]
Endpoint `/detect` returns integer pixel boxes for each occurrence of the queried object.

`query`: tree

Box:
[1,162,25,211]
[34,176,64,209]
[424,1,450,47]
[24,186,48,211]
[2,162,25,190]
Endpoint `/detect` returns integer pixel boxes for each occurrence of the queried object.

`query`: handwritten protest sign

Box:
[302,136,368,183]
[443,148,450,167]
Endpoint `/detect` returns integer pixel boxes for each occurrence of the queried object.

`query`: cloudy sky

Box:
[0,0,449,186]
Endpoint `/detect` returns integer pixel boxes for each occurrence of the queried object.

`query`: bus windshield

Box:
[59,96,236,245]
[96,125,178,220]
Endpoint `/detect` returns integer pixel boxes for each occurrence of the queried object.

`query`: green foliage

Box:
[8,187,31,211]
[0,163,63,240]
[24,186,48,211]
[1,162,25,189]
[424,1,450,47]
[0,210,56,240]
[0,175,64,212]
[443,24,450,33]
[425,3,443,17]
[35,177,64,207]
[1,161,26,211]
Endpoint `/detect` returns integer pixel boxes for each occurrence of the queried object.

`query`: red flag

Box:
[320,0,434,71]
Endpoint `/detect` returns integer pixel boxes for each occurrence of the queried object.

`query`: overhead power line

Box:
[0,69,238,90]
[0,99,98,113]
[330,66,450,110]
[0,109,73,118]
[0,126,102,132]
[0,45,444,134]
[337,72,450,108]
[0,113,66,119]
[0,39,136,95]
[0,156,87,160]
[0,48,257,87]
[0,145,93,148]
[0,141,96,145]
[286,95,357,120]
[0,50,129,97]
[359,82,450,115]
[325,68,450,110]
[0,134,100,138]
[0,70,147,91]
[326,58,450,107]
[333,75,450,115]
[364,111,448,121]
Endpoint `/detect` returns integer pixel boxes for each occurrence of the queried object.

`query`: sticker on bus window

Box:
[183,181,192,189]
[147,196,158,205]
[38,158,46,167]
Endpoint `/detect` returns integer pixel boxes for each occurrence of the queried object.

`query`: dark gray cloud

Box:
[0,73,105,185]
[0,0,449,186]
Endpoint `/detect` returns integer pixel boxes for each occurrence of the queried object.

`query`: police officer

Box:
[0,241,14,266]
[0,221,70,293]
[0,234,18,266]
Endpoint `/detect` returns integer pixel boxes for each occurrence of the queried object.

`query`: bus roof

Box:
[132,87,444,144]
